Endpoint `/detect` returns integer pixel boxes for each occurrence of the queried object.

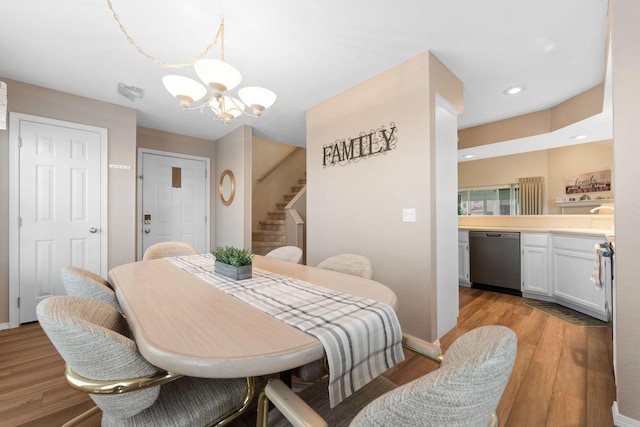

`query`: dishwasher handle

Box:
[469,231,520,239]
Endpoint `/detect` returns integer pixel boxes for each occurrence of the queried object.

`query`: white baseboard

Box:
[0,322,10,331]
[613,402,640,427]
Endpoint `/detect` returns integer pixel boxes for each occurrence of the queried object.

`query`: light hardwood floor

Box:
[0,287,615,426]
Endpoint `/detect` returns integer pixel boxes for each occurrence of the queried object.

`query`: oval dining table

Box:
[108,254,398,379]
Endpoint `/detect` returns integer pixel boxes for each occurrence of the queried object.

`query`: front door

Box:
[138,150,209,258]
[10,114,107,325]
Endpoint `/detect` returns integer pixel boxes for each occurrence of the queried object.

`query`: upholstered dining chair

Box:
[316,254,373,280]
[266,246,303,264]
[60,266,121,313]
[142,241,198,260]
[37,296,255,427]
[259,325,517,427]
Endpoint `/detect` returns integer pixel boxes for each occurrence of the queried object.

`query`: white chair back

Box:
[143,241,198,260]
[317,254,373,279]
[266,246,303,264]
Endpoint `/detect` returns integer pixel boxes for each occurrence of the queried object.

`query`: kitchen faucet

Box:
[590,205,615,213]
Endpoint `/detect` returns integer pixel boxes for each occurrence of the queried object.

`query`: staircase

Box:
[252,177,306,256]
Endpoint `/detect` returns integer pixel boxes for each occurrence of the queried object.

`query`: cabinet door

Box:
[458,231,470,285]
[551,234,605,316]
[522,245,549,295]
[521,233,550,295]
[458,241,470,284]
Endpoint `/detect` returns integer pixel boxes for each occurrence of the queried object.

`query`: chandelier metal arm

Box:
[106,0,224,68]
[182,95,263,124]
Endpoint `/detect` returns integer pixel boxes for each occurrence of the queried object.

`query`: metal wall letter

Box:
[322,122,397,167]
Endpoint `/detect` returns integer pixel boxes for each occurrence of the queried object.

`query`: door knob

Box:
[89,227,98,233]
[144,228,151,234]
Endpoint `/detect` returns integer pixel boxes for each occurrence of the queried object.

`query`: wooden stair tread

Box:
[259,220,285,225]
[253,230,285,235]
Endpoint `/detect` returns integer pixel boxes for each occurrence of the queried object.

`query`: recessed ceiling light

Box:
[503,85,526,95]
[571,134,588,140]
[462,154,476,159]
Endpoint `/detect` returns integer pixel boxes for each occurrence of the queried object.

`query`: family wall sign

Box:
[322,122,398,167]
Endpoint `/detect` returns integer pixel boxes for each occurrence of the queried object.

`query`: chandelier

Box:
[106,1,276,124]
[162,20,276,124]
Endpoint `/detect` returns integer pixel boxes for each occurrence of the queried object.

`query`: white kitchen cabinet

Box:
[551,233,607,320]
[458,230,470,286]
[521,233,550,296]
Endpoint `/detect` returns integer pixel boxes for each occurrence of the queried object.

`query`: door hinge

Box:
[205,215,207,224]
[17,297,20,308]
[18,137,23,148]
[205,170,208,179]
[18,217,22,227]
[138,175,144,180]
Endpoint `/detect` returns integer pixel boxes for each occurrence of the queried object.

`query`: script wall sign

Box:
[322,122,397,167]
[565,169,611,194]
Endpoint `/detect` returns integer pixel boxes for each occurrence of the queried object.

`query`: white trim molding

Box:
[613,402,640,427]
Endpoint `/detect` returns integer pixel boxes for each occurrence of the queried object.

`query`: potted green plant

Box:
[212,246,254,280]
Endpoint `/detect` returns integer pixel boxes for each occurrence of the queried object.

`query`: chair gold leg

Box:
[256,389,270,427]
[208,377,256,427]
[487,412,499,427]
[62,406,102,427]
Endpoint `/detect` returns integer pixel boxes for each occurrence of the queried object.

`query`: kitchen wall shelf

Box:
[555,198,614,214]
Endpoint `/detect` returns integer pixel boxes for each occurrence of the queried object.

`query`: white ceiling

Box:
[0,0,610,153]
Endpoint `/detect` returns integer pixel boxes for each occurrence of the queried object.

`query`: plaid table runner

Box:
[167,254,404,407]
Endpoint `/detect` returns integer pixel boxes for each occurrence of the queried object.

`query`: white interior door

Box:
[139,150,209,258]
[10,114,107,325]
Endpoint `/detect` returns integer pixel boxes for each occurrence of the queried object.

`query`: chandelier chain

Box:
[106,0,224,68]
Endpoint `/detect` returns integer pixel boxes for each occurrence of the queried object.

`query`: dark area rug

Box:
[524,300,609,327]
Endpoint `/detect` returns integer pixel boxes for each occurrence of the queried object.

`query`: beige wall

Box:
[0,78,137,324]
[546,141,613,213]
[137,126,215,158]
[459,150,548,189]
[251,137,306,231]
[137,127,216,255]
[612,0,640,421]
[458,141,613,214]
[458,83,605,149]
[214,125,253,249]
[307,52,462,341]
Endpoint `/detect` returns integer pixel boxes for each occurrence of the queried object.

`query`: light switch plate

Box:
[403,208,416,223]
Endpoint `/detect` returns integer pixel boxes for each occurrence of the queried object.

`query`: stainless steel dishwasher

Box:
[469,231,521,295]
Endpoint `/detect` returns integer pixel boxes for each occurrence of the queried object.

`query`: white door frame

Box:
[137,148,211,260]
[8,113,108,328]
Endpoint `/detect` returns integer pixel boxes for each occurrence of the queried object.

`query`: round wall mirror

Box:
[219,169,236,206]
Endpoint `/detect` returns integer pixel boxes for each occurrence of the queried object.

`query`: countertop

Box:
[458,214,614,242]
[460,225,610,235]
[459,226,615,241]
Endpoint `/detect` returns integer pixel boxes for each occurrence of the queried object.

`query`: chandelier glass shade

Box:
[194,59,242,96]
[161,75,208,108]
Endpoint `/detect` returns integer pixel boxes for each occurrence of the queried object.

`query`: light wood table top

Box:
[109,255,398,378]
